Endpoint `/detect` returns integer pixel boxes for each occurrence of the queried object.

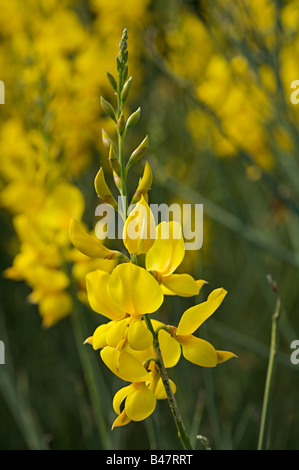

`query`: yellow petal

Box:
[155,377,177,400]
[131,161,153,204]
[107,263,164,316]
[158,329,181,368]
[127,319,153,350]
[69,217,122,260]
[123,195,156,255]
[177,335,217,367]
[91,322,113,350]
[94,167,118,209]
[113,384,133,415]
[111,409,131,429]
[145,221,185,276]
[125,384,156,421]
[105,318,129,347]
[216,350,237,364]
[176,288,227,336]
[161,274,206,297]
[39,292,73,328]
[86,270,125,320]
[100,346,150,382]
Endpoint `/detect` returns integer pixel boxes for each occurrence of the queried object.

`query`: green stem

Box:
[257,276,281,450]
[144,314,193,451]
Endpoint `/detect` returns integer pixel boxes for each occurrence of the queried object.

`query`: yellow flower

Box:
[145,220,206,297]
[158,288,236,367]
[112,382,156,428]
[111,361,176,429]
[86,263,164,350]
[123,195,156,255]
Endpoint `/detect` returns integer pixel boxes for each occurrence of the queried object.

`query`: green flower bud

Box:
[121,77,132,103]
[106,71,117,91]
[126,107,141,130]
[100,96,116,122]
[109,144,121,175]
[117,113,126,136]
[126,135,149,170]
[102,128,112,149]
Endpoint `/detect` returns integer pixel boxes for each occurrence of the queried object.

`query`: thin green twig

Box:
[257,275,281,450]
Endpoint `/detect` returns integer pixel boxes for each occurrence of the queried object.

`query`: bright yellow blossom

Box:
[158,288,236,368]
[86,263,164,351]
[146,220,206,297]
[123,195,156,255]
[111,361,176,429]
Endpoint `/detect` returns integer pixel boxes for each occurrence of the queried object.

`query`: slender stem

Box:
[144,314,193,450]
[257,276,281,450]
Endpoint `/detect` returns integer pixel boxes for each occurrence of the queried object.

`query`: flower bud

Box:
[126,107,141,130]
[126,135,149,170]
[106,71,117,91]
[131,161,153,204]
[94,167,118,209]
[117,113,126,136]
[121,77,132,103]
[109,144,121,175]
[102,128,113,149]
[100,96,116,122]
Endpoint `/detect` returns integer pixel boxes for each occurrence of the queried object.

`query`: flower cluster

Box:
[0,0,150,327]
[70,30,236,430]
[155,0,299,178]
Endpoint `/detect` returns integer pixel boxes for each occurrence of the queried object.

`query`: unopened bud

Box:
[94,167,118,209]
[106,71,117,91]
[113,171,122,191]
[126,107,141,130]
[131,161,153,203]
[117,113,126,136]
[121,77,132,103]
[126,135,149,170]
[100,96,116,122]
[102,128,113,149]
[109,144,121,175]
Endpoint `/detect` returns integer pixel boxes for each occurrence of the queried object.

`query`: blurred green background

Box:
[0,0,299,450]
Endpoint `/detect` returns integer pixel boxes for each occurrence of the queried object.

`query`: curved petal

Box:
[111,409,131,429]
[158,329,181,368]
[107,263,164,316]
[145,221,185,276]
[177,335,218,367]
[100,346,150,382]
[123,343,156,364]
[91,322,114,350]
[216,350,237,364]
[123,196,156,255]
[176,288,227,336]
[69,217,112,259]
[127,319,153,350]
[86,270,126,320]
[155,377,177,400]
[161,274,207,297]
[113,384,134,415]
[105,318,129,347]
[125,384,156,421]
